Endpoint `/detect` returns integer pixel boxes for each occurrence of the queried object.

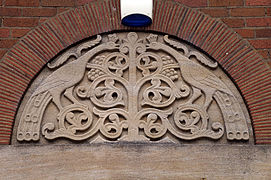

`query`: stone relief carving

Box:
[16,32,250,143]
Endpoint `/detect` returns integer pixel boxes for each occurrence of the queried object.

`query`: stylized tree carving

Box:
[17,32,250,142]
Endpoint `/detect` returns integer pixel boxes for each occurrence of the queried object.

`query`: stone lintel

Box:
[1,144,271,179]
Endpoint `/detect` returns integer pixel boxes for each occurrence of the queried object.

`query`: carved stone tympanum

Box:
[16,32,251,143]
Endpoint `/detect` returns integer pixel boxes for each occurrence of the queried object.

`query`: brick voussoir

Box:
[38,25,64,54]
[222,44,250,68]
[185,11,203,41]
[227,50,256,74]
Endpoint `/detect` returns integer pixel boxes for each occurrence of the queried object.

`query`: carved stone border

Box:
[0,0,270,144]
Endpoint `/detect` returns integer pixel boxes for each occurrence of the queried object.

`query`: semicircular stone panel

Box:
[13,32,252,144]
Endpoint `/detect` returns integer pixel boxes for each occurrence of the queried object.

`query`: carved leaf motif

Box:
[95,79,123,104]
[42,104,95,140]
[164,35,189,55]
[127,32,139,44]
[138,108,172,139]
[47,52,77,69]
[188,51,218,69]
[137,53,162,77]
[91,78,125,108]
[120,32,146,54]
[108,33,119,43]
[144,79,171,104]
[94,108,129,139]
[169,104,224,139]
[106,54,129,77]
[76,35,102,56]
[146,34,158,43]
[141,75,189,108]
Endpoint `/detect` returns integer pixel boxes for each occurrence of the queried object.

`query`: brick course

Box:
[222,18,245,28]
[175,0,207,7]
[22,8,57,17]
[209,0,244,7]
[256,29,271,38]
[41,0,75,7]
[246,0,271,6]
[200,8,228,17]
[257,49,270,59]
[235,29,254,38]
[0,7,21,17]
[3,18,39,27]
[0,0,270,144]
[249,39,271,49]
[11,28,30,38]
[247,18,271,27]
[0,28,10,38]
[230,8,265,17]
[0,39,16,48]
[5,0,40,7]
[0,49,7,58]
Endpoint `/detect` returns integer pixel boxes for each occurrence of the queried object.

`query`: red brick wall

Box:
[1,0,270,68]
[180,0,271,67]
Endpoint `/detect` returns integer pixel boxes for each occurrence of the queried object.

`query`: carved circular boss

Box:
[16,32,251,143]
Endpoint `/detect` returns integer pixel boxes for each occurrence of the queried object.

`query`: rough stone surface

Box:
[0,144,271,179]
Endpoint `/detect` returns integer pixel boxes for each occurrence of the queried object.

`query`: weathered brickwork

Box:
[0,0,270,144]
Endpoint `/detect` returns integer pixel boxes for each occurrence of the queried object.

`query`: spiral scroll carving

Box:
[16,32,250,143]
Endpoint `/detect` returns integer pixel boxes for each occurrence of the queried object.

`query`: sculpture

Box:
[16,32,250,143]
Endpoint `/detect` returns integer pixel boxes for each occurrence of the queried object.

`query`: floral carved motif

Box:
[16,32,250,143]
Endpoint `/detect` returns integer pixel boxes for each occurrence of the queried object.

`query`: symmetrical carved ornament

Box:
[17,32,250,143]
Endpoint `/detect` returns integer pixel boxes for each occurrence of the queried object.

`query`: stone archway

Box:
[0,0,270,144]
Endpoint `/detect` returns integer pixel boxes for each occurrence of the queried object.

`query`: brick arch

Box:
[0,0,270,144]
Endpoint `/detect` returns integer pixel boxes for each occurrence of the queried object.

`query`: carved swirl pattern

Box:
[17,32,250,143]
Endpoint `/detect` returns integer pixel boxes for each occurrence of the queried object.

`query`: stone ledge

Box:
[1,143,271,179]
